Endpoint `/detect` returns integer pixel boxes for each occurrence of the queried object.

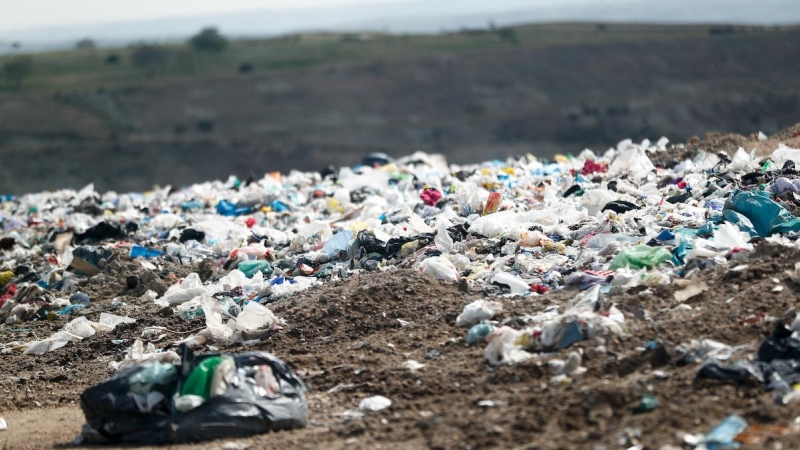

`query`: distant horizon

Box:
[2,0,799,53]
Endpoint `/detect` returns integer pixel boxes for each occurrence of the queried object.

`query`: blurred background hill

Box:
[1,0,799,193]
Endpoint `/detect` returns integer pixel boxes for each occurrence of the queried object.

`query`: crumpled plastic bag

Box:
[724,190,800,237]
[609,245,672,270]
[159,273,211,306]
[456,300,503,327]
[418,256,460,282]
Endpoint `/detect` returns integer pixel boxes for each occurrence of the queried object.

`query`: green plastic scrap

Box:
[609,245,672,270]
[181,356,223,400]
[724,190,800,237]
[238,260,274,278]
[633,394,659,414]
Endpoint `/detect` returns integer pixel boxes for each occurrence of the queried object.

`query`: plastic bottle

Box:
[181,356,224,400]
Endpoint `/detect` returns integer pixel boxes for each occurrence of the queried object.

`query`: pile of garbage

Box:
[4,136,800,441]
[3,143,800,356]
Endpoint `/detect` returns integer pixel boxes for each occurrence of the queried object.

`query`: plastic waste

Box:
[235,301,278,332]
[181,356,224,400]
[702,415,748,448]
[69,292,91,304]
[456,300,503,327]
[130,245,166,259]
[633,394,659,414]
[216,199,252,217]
[724,190,800,237]
[609,246,672,270]
[237,260,274,278]
[159,273,209,306]
[108,339,181,372]
[74,221,125,244]
[359,395,392,412]
[420,188,442,206]
[418,256,459,282]
[466,323,495,345]
[323,230,354,258]
[490,272,530,295]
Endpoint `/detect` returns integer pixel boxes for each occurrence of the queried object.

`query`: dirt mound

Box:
[649,125,800,169]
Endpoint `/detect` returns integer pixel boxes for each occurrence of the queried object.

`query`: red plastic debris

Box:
[0,283,17,308]
[420,188,443,206]
[581,160,608,176]
[530,284,550,294]
[483,192,502,215]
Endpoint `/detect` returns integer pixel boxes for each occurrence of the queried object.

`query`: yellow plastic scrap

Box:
[380,163,398,173]
[515,330,537,349]
[541,240,566,254]
[501,167,516,176]
[554,154,568,163]
[0,270,13,286]
[326,197,344,214]
[348,221,370,233]
[398,240,419,257]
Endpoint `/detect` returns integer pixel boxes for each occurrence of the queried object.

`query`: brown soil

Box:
[648,124,800,169]
[4,242,800,449]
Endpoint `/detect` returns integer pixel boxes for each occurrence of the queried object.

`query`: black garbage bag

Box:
[357,230,386,254]
[601,200,639,214]
[666,192,692,204]
[696,360,764,385]
[757,326,800,363]
[80,346,309,445]
[74,221,126,244]
[179,228,206,243]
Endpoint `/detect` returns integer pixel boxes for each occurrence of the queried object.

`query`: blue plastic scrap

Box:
[724,190,800,237]
[216,199,253,217]
[702,414,747,449]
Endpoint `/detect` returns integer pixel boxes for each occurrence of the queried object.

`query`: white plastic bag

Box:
[490,272,530,295]
[456,300,503,327]
[418,256,459,282]
[235,301,278,331]
[160,273,210,305]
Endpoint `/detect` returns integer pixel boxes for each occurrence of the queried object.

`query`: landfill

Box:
[3,126,800,447]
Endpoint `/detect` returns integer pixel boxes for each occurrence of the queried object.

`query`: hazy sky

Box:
[2,0,797,49]
[0,0,415,31]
